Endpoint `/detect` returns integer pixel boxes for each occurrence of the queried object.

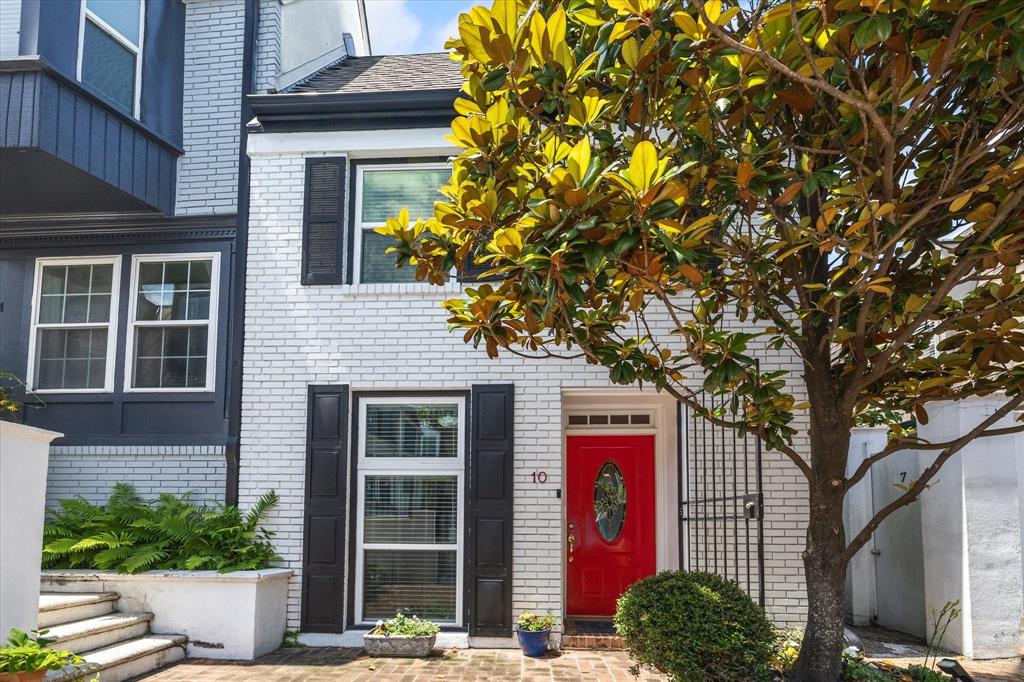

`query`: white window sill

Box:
[336,282,467,297]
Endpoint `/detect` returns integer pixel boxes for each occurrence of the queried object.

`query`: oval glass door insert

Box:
[594,462,626,542]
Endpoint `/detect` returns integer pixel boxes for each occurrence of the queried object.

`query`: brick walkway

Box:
[132,647,667,681]
[131,646,1022,682]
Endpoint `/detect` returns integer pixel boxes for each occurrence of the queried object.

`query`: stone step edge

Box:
[39,592,120,613]
[45,613,154,645]
[46,634,188,682]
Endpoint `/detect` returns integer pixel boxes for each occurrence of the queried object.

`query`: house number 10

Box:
[531,471,549,484]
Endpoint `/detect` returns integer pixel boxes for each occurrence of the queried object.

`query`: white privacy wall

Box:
[240,144,812,630]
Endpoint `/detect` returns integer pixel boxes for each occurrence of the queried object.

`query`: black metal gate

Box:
[678,392,766,607]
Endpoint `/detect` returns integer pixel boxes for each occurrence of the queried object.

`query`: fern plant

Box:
[43,483,281,574]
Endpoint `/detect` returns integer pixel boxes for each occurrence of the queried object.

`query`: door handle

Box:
[567,532,576,562]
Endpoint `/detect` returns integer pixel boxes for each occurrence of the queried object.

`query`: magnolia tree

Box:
[379,0,1024,676]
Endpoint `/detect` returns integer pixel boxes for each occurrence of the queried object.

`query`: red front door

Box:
[566,434,656,617]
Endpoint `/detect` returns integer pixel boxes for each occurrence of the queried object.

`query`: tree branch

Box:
[842,394,1024,563]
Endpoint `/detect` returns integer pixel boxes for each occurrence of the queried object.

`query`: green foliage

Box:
[924,600,960,668]
[0,628,83,673]
[771,629,802,673]
[613,571,775,681]
[0,372,43,416]
[516,612,558,631]
[43,483,281,574]
[280,630,303,648]
[370,613,441,637]
[906,665,945,682]
[777,632,948,681]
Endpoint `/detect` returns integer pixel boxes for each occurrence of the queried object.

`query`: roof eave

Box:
[248,88,461,132]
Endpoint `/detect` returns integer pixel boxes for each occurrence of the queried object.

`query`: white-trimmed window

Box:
[354,396,465,626]
[28,256,121,392]
[77,0,145,116]
[125,253,219,391]
[352,162,450,284]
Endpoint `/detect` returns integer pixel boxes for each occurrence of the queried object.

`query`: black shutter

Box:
[459,231,500,283]
[301,385,349,632]
[302,157,346,285]
[467,384,514,636]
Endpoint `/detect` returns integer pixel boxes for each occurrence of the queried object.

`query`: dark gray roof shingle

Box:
[287,53,463,95]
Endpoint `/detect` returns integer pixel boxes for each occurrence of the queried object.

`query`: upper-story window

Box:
[125,254,219,392]
[353,163,450,284]
[28,257,121,392]
[78,0,144,116]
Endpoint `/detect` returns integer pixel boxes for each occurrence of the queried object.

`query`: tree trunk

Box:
[790,352,852,681]
[789,494,848,681]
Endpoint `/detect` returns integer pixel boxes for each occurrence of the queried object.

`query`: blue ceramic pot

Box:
[516,628,551,657]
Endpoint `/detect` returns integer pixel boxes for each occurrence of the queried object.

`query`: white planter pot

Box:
[0,422,61,638]
[363,633,436,657]
[41,568,292,660]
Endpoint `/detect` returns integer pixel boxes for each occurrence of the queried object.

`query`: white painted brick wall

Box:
[255,0,282,93]
[45,445,226,507]
[0,0,21,59]
[241,151,811,630]
[175,0,244,215]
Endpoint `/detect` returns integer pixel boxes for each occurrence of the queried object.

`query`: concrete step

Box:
[44,612,153,654]
[38,592,119,628]
[46,634,187,682]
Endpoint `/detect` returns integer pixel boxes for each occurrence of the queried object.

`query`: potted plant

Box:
[363,613,439,658]
[0,628,86,682]
[515,612,558,657]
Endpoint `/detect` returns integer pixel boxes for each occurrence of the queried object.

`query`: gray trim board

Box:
[249,88,459,133]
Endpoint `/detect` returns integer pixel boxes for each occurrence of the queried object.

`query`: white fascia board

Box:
[247,128,458,157]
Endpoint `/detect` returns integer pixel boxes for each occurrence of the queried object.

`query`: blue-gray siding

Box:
[16,0,185,147]
[0,230,235,446]
[0,65,178,214]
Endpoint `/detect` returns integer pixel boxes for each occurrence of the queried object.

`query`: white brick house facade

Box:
[240,125,812,638]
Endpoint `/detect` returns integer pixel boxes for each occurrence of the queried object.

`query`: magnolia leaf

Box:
[854,15,891,49]
[622,38,640,68]
[796,57,836,78]
[629,141,660,193]
[490,0,518,34]
[673,11,701,38]
[704,0,723,25]
[950,191,973,212]
[737,159,755,189]
[775,181,805,206]
[567,138,591,183]
[679,264,703,286]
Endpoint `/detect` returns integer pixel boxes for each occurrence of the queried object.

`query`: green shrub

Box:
[613,571,776,682]
[370,613,440,637]
[43,483,280,574]
[0,628,84,673]
[516,612,558,631]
